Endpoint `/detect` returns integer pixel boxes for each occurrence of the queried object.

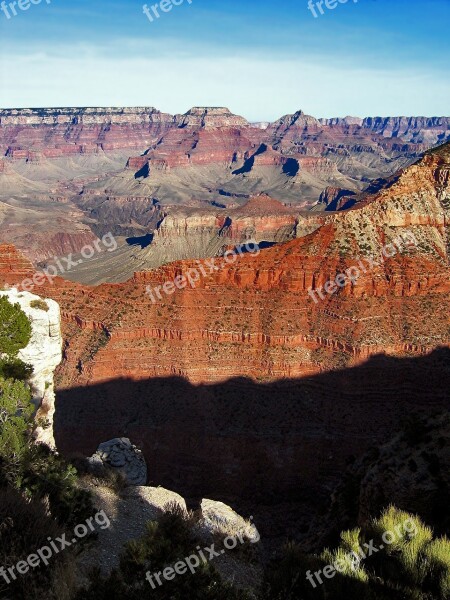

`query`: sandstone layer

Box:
[62,195,315,285]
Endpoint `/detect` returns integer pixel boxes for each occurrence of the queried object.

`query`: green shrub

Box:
[0,296,32,356]
[0,375,93,526]
[367,506,432,588]
[0,376,34,484]
[20,443,94,526]
[263,507,450,600]
[0,356,33,381]
[423,537,450,598]
[0,486,76,600]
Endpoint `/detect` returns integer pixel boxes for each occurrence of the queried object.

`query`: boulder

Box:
[89,438,147,486]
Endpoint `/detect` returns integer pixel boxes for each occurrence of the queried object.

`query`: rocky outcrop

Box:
[268,110,322,134]
[61,195,302,284]
[318,115,450,146]
[0,288,62,447]
[361,116,450,145]
[0,106,170,126]
[319,116,364,127]
[263,109,437,160]
[77,482,255,577]
[88,438,147,486]
[153,195,298,244]
[76,484,187,576]
[126,486,186,512]
[128,126,258,171]
[174,107,250,129]
[75,193,163,238]
[0,106,252,162]
[0,244,35,283]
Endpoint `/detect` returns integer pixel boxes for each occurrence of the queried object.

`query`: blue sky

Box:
[0,0,449,120]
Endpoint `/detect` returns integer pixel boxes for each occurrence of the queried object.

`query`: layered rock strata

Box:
[0,144,448,532]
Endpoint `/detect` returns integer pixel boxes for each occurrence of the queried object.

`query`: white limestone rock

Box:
[0,288,62,448]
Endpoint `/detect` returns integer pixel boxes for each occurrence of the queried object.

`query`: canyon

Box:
[0,140,448,540]
[2,1,450,594]
[1,106,450,280]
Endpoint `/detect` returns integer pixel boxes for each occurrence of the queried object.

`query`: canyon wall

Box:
[0,107,175,158]
[1,144,448,387]
[2,106,450,275]
[0,142,448,533]
[1,106,448,174]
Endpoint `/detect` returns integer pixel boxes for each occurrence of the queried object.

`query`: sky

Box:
[0,0,449,121]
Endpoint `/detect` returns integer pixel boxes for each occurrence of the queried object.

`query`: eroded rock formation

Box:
[1,143,448,387]
[2,106,450,272]
[0,144,448,534]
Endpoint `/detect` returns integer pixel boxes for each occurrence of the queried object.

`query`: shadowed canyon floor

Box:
[54,351,450,544]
